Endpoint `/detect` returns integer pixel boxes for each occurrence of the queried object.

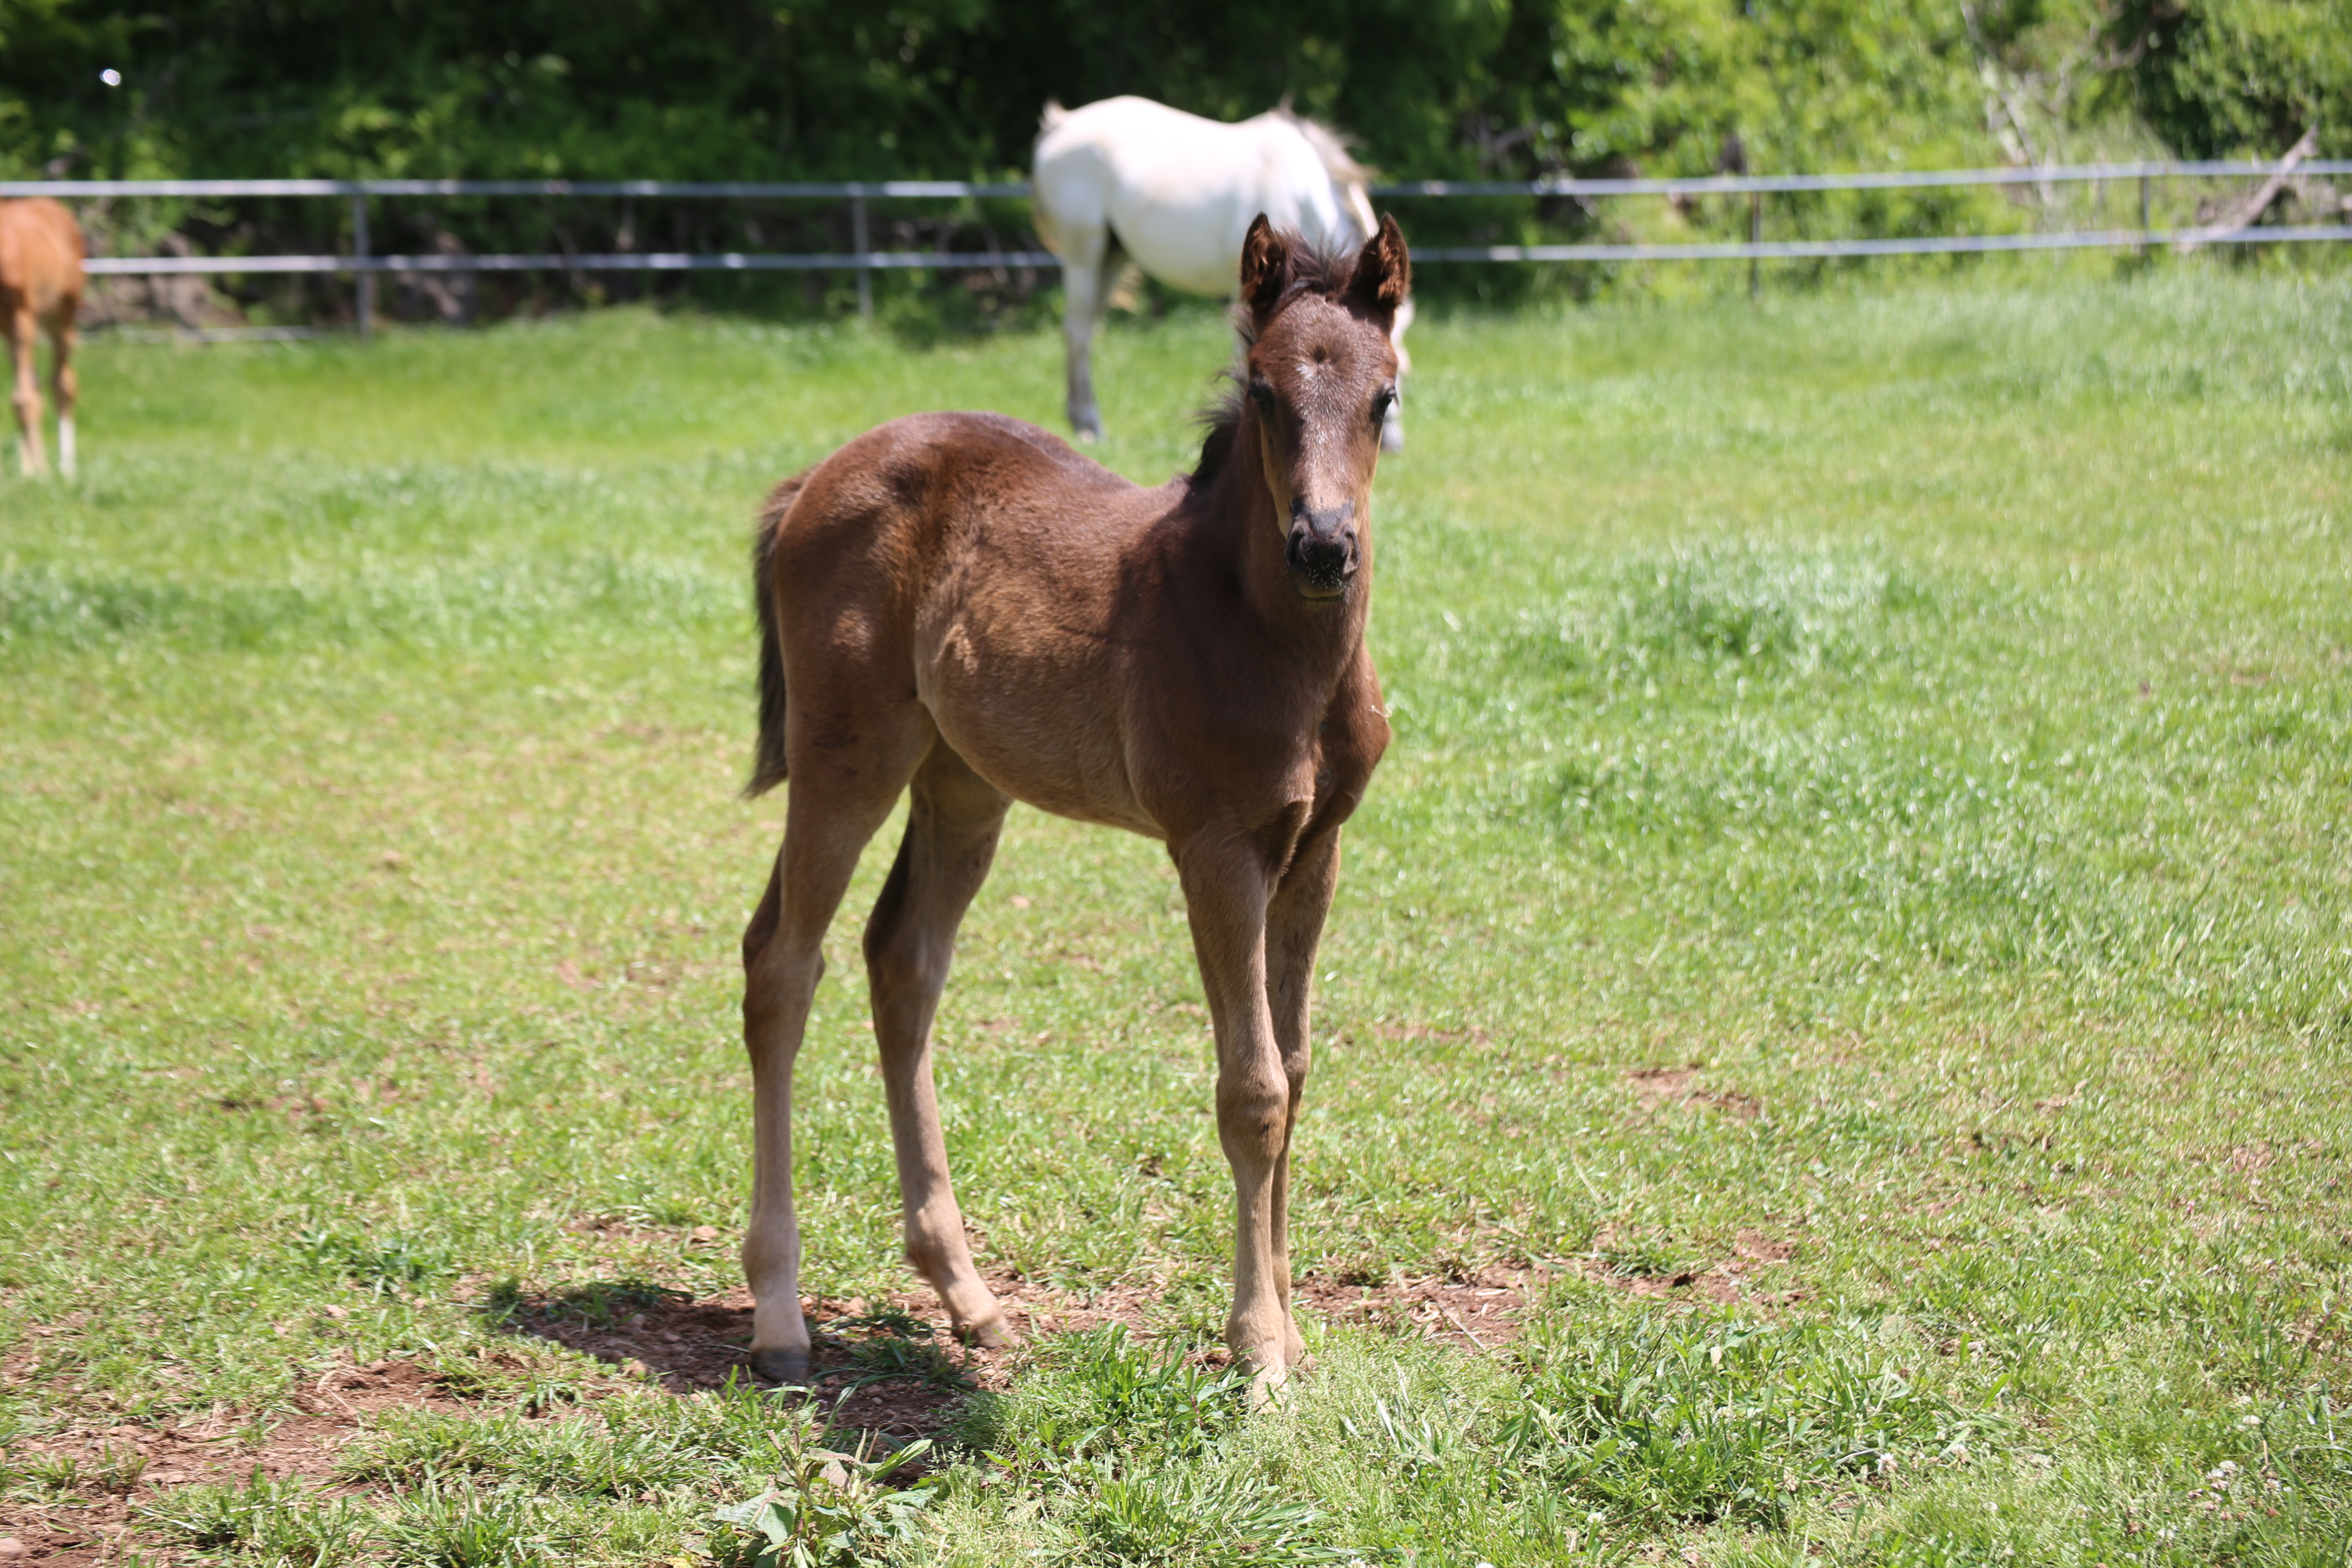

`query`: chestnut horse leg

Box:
[741,717,930,1383]
[862,743,1013,1347]
[1263,826,1342,1369]
[52,314,76,479]
[7,308,45,478]
[1177,833,1295,1395]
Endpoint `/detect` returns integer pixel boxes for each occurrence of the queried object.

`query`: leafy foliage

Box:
[9,0,2335,320]
[709,1414,937,1568]
[2108,0,2352,158]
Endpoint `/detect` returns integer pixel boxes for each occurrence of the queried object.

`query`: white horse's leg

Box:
[1381,296,1414,453]
[1059,227,1111,442]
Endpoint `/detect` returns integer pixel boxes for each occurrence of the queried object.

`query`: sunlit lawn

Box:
[2,265,2348,1565]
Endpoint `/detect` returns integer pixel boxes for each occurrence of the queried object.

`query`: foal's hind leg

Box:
[742,724,929,1384]
[863,744,1013,1347]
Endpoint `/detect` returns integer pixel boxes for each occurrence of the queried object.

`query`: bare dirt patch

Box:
[1626,1065,1699,1108]
[1372,1020,1493,1045]
[1575,1226,1802,1307]
[2221,1142,2275,1176]
[0,1356,482,1566]
[1625,1065,1762,1118]
[1295,1264,1533,1350]
[0,1254,1644,1565]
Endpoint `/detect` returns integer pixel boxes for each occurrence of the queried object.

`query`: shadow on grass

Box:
[472,1261,1557,1449]
[479,1278,981,1443]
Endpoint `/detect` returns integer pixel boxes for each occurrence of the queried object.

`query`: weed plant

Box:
[2,269,2348,1563]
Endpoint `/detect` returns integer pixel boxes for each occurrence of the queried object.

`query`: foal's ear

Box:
[1345,213,1412,324]
[1238,214,1290,325]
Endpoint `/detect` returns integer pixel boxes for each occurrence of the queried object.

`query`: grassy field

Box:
[2,269,2348,1567]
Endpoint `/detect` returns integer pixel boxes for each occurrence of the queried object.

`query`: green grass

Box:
[3,270,2350,1566]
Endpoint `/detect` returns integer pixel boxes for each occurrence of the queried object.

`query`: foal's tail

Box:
[744,470,811,800]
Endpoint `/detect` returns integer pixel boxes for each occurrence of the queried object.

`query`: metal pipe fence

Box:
[8,159,2346,333]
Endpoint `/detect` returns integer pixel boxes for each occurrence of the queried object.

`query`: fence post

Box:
[1747,190,1761,301]
[351,192,373,339]
[850,187,873,320]
[2139,170,2151,240]
[619,194,637,302]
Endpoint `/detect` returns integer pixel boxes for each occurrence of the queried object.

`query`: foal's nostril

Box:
[1285,526,1356,595]
[1285,499,1357,595]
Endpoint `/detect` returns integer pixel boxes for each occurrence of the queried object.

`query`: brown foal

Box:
[738,214,1409,1394]
[0,198,84,479]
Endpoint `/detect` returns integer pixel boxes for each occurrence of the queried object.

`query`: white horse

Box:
[1033,95,1413,451]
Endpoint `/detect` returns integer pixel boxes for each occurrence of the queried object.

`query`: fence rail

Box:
[12,158,2345,332]
[6,160,2348,201]
[1416,225,2352,264]
[82,250,1062,275]
[0,178,1033,199]
[1372,159,2352,196]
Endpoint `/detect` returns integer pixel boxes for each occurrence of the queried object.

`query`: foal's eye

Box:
[1248,379,1276,414]
[1370,386,1396,425]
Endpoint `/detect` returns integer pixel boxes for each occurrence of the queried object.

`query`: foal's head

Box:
[1229,212,1411,601]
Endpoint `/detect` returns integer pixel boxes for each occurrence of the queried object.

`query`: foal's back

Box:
[768,410,1187,833]
[768,410,1157,604]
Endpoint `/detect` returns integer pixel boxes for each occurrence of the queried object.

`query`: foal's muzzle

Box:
[1286,499,1359,599]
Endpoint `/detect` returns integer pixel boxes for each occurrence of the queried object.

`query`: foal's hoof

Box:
[748,1346,811,1386]
[1234,1337,1296,1408]
[1243,1359,1292,1410]
[955,1312,1016,1351]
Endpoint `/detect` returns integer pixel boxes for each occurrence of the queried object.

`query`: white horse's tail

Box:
[1272,104,1379,240]
[1275,108,1375,189]
[1032,101,1074,257]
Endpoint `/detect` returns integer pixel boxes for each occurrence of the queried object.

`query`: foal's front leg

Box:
[1176,835,1292,1394]
[1264,827,1342,1368]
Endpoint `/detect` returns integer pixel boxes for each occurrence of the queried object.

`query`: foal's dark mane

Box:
[1189,236,1365,487]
